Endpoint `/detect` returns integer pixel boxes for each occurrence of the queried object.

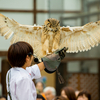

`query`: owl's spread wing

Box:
[60,21,100,53]
[0,13,43,59]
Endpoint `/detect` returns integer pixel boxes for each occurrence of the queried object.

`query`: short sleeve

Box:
[26,64,41,79]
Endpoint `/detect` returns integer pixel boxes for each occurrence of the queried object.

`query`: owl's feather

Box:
[0,13,43,60]
[60,21,100,53]
[0,13,100,61]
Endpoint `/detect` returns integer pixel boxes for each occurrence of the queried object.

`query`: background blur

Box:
[0,0,100,100]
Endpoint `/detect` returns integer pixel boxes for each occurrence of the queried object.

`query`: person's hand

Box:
[41,47,68,73]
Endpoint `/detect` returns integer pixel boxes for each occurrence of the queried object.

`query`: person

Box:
[36,81,44,94]
[6,41,67,100]
[53,96,68,100]
[77,90,91,100]
[0,96,7,100]
[61,86,77,100]
[44,86,56,100]
[36,81,47,100]
[37,94,45,100]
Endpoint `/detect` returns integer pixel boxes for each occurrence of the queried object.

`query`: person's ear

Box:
[26,55,30,62]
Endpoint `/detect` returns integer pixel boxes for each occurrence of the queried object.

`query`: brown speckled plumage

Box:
[0,13,100,61]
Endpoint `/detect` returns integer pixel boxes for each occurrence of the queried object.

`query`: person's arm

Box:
[37,62,45,71]
[26,47,67,81]
[39,47,67,73]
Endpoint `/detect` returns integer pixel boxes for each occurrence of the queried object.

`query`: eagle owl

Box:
[0,13,100,61]
[41,18,60,54]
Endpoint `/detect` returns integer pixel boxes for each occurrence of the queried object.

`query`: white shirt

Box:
[6,64,41,100]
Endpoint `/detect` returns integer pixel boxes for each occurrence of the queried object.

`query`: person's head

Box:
[77,90,91,100]
[7,41,33,68]
[37,94,45,100]
[36,82,44,93]
[61,86,77,100]
[0,96,7,100]
[0,98,6,100]
[43,86,56,100]
[53,96,68,100]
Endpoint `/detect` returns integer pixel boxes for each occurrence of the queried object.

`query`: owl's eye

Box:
[49,25,51,28]
[47,23,50,25]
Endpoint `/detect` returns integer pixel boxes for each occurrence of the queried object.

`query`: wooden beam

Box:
[61,11,100,20]
[0,9,81,13]
[1,59,10,95]
[36,10,81,13]
[0,51,100,62]
[0,72,1,83]
[0,9,33,13]
[34,0,36,24]
[62,57,100,62]
[87,0,100,6]
[98,60,100,100]
[0,51,7,56]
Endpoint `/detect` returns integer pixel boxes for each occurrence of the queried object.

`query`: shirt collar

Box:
[12,67,28,73]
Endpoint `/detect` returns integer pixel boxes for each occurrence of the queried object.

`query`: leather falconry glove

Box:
[41,47,68,84]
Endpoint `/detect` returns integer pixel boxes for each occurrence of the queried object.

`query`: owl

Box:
[0,13,100,61]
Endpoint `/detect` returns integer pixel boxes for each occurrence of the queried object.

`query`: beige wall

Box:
[41,70,56,88]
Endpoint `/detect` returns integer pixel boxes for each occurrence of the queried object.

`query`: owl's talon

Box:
[46,50,51,54]
[52,49,56,52]
[46,49,52,55]
[47,52,51,54]
[46,49,49,54]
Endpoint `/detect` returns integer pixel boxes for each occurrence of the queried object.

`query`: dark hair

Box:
[61,87,77,100]
[77,90,91,100]
[37,94,45,100]
[54,96,68,100]
[7,41,33,67]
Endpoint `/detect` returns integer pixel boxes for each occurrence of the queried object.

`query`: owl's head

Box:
[43,18,60,32]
